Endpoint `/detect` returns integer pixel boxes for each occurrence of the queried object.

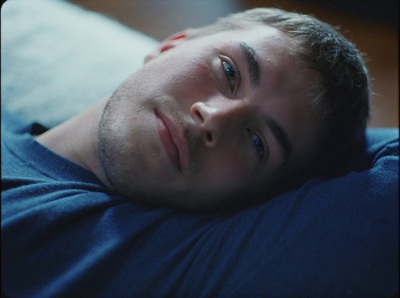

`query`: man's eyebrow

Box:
[266,117,292,166]
[237,41,260,86]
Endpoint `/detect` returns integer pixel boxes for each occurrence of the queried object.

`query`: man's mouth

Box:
[155,110,189,171]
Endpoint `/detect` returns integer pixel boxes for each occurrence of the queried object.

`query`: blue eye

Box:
[249,130,265,162]
[222,60,238,92]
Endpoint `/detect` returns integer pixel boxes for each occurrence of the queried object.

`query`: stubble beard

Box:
[97,92,182,205]
[97,89,212,208]
[97,94,145,200]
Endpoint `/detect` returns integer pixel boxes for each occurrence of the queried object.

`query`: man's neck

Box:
[35,98,112,189]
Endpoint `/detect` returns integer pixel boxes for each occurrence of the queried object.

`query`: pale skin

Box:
[37,24,322,210]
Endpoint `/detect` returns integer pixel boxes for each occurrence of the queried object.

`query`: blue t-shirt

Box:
[2,110,399,297]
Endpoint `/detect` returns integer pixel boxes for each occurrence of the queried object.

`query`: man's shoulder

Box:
[2,174,122,221]
[1,110,111,208]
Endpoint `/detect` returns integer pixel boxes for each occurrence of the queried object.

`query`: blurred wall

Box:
[69,0,399,128]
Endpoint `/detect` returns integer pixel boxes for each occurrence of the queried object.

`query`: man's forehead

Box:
[189,22,291,47]
[214,24,291,43]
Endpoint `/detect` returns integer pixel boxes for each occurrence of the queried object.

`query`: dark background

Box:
[68,0,399,128]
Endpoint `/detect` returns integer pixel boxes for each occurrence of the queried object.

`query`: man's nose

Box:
[190,101,244,148]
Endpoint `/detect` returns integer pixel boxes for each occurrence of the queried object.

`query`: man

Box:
[4,6,398,298]
[12,7,368,211]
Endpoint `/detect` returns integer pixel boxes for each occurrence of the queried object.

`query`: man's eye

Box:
[222,60,240,93]
[248,130,265,162]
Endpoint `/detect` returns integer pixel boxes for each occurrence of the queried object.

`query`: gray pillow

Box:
[1,0,158,128]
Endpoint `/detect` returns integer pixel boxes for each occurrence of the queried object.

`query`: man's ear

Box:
[144,31,188,63]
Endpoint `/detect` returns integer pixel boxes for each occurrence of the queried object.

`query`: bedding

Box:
[1,0,158,128]
[1,0,399,297]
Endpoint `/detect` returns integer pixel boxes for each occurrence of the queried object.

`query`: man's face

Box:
[98,25,321,209]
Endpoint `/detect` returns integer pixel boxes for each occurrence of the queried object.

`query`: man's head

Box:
[97,8,370,211]
[187,8,371,179]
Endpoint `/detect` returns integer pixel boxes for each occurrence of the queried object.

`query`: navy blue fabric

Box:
[2,110,399,297]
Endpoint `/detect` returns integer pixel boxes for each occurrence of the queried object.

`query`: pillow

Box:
[1,0,158,128]
[1,0,398,296]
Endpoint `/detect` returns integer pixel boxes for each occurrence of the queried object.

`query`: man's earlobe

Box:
[144,32,188,63]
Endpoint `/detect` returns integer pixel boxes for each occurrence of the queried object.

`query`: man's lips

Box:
[155,110,189,171]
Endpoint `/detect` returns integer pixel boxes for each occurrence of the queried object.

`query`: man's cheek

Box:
[168,60,216,101]
[199,157,249,195]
